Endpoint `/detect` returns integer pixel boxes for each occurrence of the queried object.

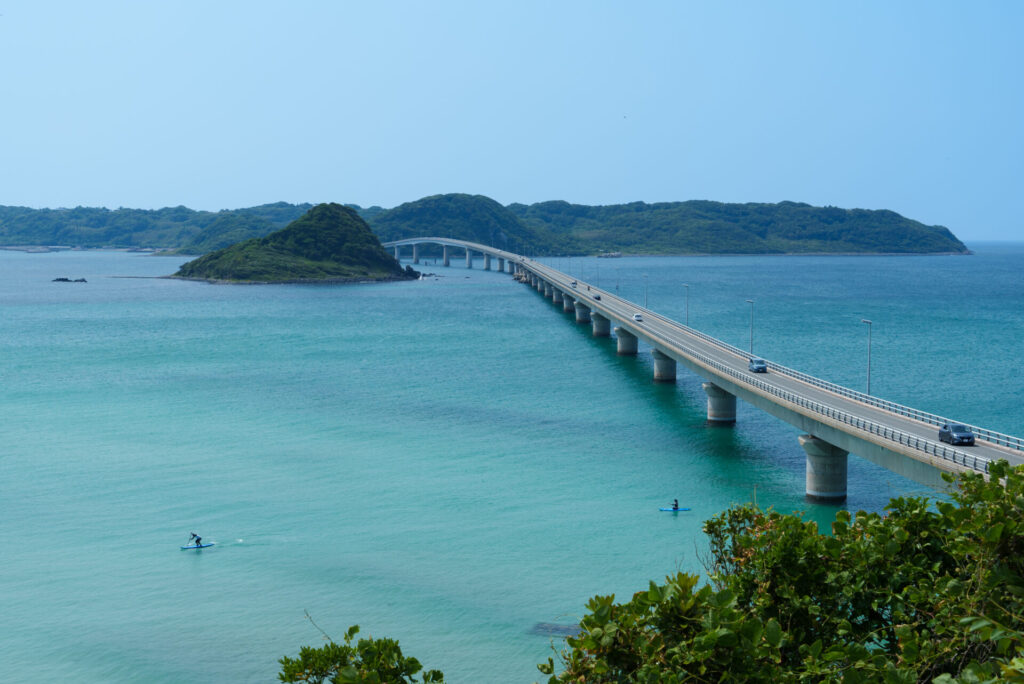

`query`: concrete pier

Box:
[443,246,450,267]
[552,289,563,304]
[484,254,491,270]
[574,302,591,324]
[563,295,575,313]
[412,244,419,264]
[543,282,552,297]
[702,382,737,424]
[498,257,504,272]
[651,349,677,383]
[465,249,473,268]
[394,246,400,260]
[591,313,611,337]
[614,327,638,355]
[800,435,849,502]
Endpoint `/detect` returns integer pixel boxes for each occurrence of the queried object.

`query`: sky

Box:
[1,1,1021,241]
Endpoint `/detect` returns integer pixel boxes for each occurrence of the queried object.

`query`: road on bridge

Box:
[521,257,1023,474]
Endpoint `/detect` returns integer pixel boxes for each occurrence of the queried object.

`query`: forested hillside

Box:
[0,196,969,255]
[507,199,970,254]
[366,193,569,255]
[0,202,312,249]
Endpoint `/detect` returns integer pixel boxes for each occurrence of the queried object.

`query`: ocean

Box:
[1,244,1021,682]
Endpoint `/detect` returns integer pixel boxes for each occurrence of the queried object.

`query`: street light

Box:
[682,283,689,326]
[643,274,649,307]
[746,299,754,354]
[861,318,872,395]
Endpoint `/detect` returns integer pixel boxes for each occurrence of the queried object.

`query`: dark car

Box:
[748,358,768,373]
[593,294,601,301]
[939,423,975,446]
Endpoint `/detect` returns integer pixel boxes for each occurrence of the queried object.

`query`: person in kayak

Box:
[189,532,202,547]
[671,499,679,511]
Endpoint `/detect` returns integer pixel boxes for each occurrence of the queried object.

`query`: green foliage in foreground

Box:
[281,462,1024,682]
[540,461,1024,683]
[278,625,444,684]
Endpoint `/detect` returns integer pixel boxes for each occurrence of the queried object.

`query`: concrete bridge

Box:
[384,237,1024,502]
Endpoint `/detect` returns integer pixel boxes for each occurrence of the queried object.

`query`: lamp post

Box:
[682,283,689,326]
[746,299,754,354]
[861,318,872,395]
[643,274,649,307]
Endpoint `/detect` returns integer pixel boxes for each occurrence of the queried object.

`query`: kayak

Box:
[659,507,691,512]
[180,543,215,549]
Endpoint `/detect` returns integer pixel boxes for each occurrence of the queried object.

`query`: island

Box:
[172,203,417,283]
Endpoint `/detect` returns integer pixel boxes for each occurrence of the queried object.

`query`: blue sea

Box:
[1,244,1021,682]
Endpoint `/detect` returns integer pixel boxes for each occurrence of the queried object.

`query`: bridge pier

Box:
[443,246,450,267]
[592,313,610,337]
[552,288,563,304]
[413,244,419,264]
[702,382,736,424]
[574,302,591,324]
[651,349,677,383]
[543,282,552,297]
[466,249,473,268]
[394,246,401,261]
[800,435,848,502]
[484,254,491,270]
[498,257,504,272]
[562,295,575,313]
[614,327,637,355]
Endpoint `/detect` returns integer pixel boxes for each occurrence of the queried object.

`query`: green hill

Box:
[174,203,413,283]
[0,202,311,249]
[507,199,970,255]
[175,212,280,254]
[367,193,569,255]
[0,197,971,256]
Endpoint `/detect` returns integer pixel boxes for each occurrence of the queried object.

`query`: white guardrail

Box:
[522,263,1022,475]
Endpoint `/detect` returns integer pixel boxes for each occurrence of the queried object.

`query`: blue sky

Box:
[1,1,1021,241]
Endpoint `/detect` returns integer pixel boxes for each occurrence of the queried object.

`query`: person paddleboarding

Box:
[188,532,202,547]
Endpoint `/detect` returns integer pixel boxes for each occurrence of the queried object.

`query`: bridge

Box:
[384,237,1024,502]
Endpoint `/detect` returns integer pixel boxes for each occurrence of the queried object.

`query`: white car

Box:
[632,313,643,322]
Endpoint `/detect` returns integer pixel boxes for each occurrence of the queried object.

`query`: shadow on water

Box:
[530,622,580,638]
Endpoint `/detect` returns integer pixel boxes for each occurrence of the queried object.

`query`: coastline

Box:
[165,273,419,285]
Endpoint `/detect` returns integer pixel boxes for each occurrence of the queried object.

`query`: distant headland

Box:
[0,194,970,256]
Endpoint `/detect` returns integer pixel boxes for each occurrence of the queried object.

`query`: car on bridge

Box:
[593,294,601,300]
[939,423,975,446]
[632,313,643,322]
[748,358,768,373]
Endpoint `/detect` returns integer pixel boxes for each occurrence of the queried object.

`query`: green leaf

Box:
[765,619,782,648]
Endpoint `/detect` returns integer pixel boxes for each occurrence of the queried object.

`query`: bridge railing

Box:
[639,300,1024,454]
[660,334,993,475]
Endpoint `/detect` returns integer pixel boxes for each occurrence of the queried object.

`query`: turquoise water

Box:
[1,245,1021,682]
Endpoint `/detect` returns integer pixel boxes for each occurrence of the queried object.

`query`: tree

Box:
[279,624,444,684]
[540,461,1024,682]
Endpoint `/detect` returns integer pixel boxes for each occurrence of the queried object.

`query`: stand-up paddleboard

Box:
[181,543,215,549]
[659,507,690,512]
